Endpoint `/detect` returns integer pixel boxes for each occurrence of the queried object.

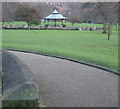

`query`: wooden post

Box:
[48,19,49,25]
[55,19,56,27]
[44,19,46,27]
[65,19,66,27]
[62,20,63,26]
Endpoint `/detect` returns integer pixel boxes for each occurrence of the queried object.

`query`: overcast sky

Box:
[0,0,119,2]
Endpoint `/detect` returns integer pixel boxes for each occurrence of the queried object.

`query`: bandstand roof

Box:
[44,9,66,20]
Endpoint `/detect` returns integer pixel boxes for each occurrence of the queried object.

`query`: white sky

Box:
[0,0,119,2]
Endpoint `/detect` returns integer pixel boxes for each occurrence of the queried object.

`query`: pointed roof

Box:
[44,9,66,20]
[52,9,59,14]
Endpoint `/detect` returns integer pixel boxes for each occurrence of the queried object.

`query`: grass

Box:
[3,21,27,27]
[3,21,118,32]
[2,21,103,27]
[2,29,118,73]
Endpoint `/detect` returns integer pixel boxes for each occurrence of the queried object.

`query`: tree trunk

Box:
[103,17,107,33]
[116,24,118,31]
[108,34,110,40]
[107,24,112,40]
[27,23,31,30]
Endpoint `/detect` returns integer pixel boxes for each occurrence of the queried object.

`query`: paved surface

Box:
[0,50,2,108]
[9,51,118,107]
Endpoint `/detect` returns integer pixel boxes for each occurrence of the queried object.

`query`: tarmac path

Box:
[9,51,118,107]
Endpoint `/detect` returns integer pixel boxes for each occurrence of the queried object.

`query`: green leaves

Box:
[31,18,39,26]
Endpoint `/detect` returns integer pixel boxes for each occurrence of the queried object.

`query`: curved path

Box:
[9,51,118,107]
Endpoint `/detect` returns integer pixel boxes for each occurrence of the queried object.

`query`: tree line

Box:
[2,2,119,39]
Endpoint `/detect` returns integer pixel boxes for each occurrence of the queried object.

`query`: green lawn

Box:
[3,21,118,32]
[2,29,118,73]
[3,21,27,27]
[2,21,103,27]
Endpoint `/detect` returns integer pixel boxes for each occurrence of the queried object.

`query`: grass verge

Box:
[2,29,118,73]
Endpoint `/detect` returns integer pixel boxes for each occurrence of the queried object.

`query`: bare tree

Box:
[94,2,108,33]
[89,2,118,40]
[2,2,19,23]
[68,17,82,27]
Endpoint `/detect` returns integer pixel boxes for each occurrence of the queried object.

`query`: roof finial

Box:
[52,8,59,14]
[54,6,58,11]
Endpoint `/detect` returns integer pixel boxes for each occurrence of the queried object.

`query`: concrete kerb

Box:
[7,49,120,76]
[2,49,39,107]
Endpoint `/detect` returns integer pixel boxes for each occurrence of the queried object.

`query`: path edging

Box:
[7,49,120,76]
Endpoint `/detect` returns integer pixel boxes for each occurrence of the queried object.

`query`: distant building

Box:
[44,9,67,27]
